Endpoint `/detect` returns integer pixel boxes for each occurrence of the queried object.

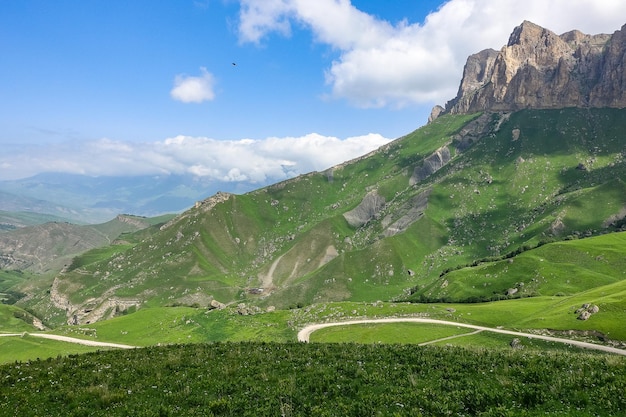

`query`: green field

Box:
[0,335,109,363]
[1,342,624,416]
[311,322,481,344]
[2,279,625,364]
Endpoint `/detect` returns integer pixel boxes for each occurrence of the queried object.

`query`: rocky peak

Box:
[504,20,571,67]
[507,20,552,47]
[438,21,623,116]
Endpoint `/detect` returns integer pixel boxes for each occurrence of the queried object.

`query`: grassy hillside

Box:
[413,231,626,302]
[0,304,38,333]
[37,108,625,331]
[0,215,174,329]
[0,334,105,363]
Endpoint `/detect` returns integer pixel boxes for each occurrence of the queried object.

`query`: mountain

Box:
[37,108,626,326]
[0,214,171,274]
[12,21,626,330]
[442,21,626,115]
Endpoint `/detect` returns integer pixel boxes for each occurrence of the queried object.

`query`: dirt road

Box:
[0,332,136,349]
[297,318,626,356]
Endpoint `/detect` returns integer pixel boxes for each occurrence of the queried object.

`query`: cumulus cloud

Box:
[170,67,216,103]
[0,134,391,183]
[237,0,626,107]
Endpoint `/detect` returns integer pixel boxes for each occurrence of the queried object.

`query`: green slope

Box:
[415,231,626,303]
[29,108,624,334]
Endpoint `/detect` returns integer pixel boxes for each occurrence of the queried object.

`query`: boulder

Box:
[575,303,599,320]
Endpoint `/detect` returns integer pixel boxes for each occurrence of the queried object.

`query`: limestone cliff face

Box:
[444,21,624,114]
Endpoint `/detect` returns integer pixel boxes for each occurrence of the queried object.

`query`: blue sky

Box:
[1,0,625,184]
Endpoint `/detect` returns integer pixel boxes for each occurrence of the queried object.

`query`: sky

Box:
[1,0,626,185]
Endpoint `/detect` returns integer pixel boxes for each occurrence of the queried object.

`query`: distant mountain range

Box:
[0,173,259,225]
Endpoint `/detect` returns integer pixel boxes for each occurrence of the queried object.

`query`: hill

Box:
[0,190,83,228]
[0,214,173,326]
[0,209,78,231]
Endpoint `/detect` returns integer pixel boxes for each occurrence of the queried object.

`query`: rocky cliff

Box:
[442,21,625,115]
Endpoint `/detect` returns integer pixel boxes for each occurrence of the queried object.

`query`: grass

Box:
[50,306,297,347]
[1,342,625,416]
[431,330,610,353]
[311,322,610,354]
[2,286,625,364]
[0,335,106,363]
[417,231,626,304]
[0,304,38,333]
[310,322,475,344]
[0,270,30,303]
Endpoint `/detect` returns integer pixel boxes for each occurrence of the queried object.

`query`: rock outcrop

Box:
[409,146,451,186]
[382,189,430,237]
[343,190,386,228]
[443,21,625,114]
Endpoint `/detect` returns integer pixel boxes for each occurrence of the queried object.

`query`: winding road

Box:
[297,318,626,356]
[2,318,625,356]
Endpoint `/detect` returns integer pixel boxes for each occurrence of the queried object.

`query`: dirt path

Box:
[297,318,626,356]
[0,332,136,349]
[260,253,284,289]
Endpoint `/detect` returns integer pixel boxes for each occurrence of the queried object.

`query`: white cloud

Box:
[0,134,391,183]
[237,0,626,107]
[238,0,295,44]
[170,67,216,103]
